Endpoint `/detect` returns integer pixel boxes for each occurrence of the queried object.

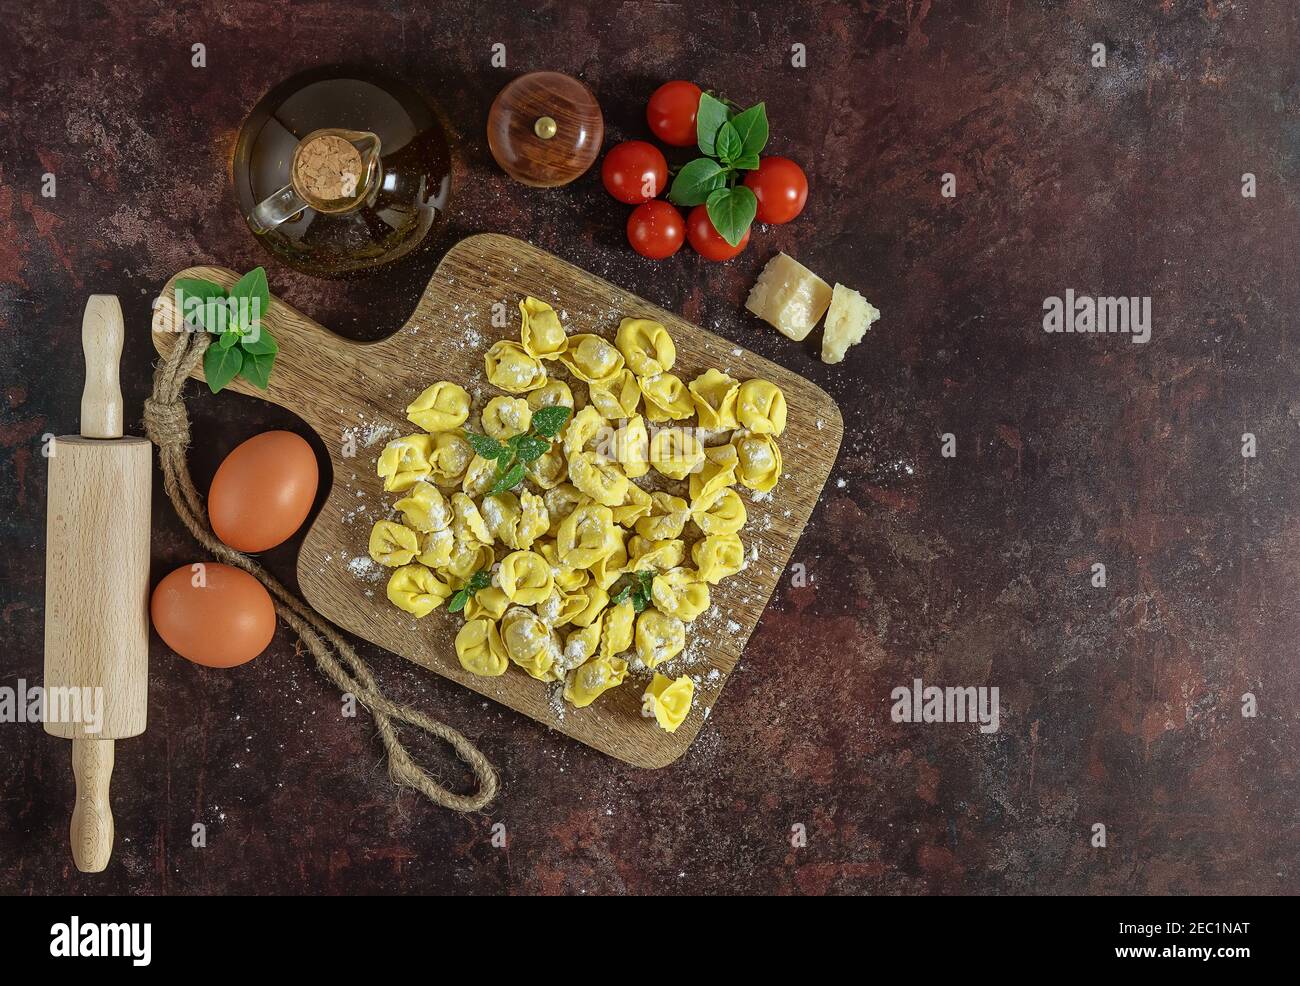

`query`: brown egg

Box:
[209,430,319,552]
[151,563,276,668]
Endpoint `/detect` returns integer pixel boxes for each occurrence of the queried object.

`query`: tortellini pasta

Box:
[600,599,635,658]
[639,372,695,422]
[428,431,473,488]
[451,492,493,544]
[569,451,629,508]
[440,539,494,584]
[560,333,625,387]
[691,487,747,536]
[733,432,782,492]
[519,296,568,359]
[501,605,562,681]
[369,520,419,567]
[527,379,574,411]
[564,655,629,708]
[485,340,547,393]
[692,533,744,584]
[688,368,740,430]
[370,295,796,717]
[392,481,451,533]
[455,618,508,676]
[562,404,607,458]
[481,395,532,440]
[406,381,470,433]
[635,610,685,669]
[588,369,642,419]
[481,490,548,550]
[615,317,676,376]
[651,567,711,622]
[526,444,567,490]
[611,414,649,479]
[688,443,738,501]
[556,502,619,570]
[649,427,705,480]
[737,378,787,436]
[386,564,451,618]
[641,672,694,732]
[416,528,455,569]
[498,549,555,605]
[635,492,689,541]
[377,434,435,492]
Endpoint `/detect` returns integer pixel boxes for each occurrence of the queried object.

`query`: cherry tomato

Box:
[602,141,668,204]
[686,205,750,261]
[627,200,685,259]
[743,156,809,224]
[646,81,703,147]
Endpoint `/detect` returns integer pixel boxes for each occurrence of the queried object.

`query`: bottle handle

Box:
[250,183,308,233]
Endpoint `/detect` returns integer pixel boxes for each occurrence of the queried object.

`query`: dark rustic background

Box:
[2,0,1297,895]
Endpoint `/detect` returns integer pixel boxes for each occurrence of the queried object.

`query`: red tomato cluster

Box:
[602,81,808,261]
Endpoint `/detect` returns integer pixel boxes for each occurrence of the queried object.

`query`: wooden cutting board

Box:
[152,233,842,768]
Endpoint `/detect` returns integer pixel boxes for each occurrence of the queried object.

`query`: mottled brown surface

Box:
[2,0,1298,895]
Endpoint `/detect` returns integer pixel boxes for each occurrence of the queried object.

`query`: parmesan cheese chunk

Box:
[820,283,880,364]
[744,252,833,341]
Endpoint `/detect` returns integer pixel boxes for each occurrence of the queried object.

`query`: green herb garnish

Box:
[467,405,572,497]
[668,93,768,247]
[174,266,279,394]
[448,569,493,615]
[610,570,656,613]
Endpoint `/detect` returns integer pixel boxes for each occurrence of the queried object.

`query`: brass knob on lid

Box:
[487,71,604,187]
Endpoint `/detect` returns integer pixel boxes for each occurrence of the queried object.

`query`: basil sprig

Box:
[173,267,279,394]
[610,570,656,613]
[668,93,768,248]
[447,569,493,615]
[466,405,571,496]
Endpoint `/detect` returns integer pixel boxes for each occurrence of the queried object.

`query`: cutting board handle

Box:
[150,267,372,437]
[70,738,114,872]
[81,295,124,439]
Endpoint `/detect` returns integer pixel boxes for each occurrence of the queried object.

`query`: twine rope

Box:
[143,329,498,812]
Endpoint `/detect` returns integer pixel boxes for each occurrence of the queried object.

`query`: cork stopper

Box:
[294,134,364,203]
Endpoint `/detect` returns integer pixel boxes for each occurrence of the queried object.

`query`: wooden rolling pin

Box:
[44,295,151,872]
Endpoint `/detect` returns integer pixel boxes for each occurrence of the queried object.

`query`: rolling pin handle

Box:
[81,294,125,440]
[70,738,115,873]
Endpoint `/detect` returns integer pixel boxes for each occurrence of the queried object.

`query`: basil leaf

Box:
[174,278,227,331]
[466,432,505,460]
[705,185,758,248]
[632,589,650,613]
[203,343,243,394]
[729,102,769,159]
[227,266,270,335]
[240,324,278,356]
[468,570,493,593]
[489,461,526,495]
[530,405,571,438]
[515,434,550,463]
[668,158,727,207]
[715,121,743,164]
[730,151,761,171]
[611,584,632,605]
[447,588,469,614]
[217,329,241,350]
[696,92,730,156]
[240,352,275,390]
[636,570,655,593]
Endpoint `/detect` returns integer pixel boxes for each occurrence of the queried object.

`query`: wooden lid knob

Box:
[487,71,604,187]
